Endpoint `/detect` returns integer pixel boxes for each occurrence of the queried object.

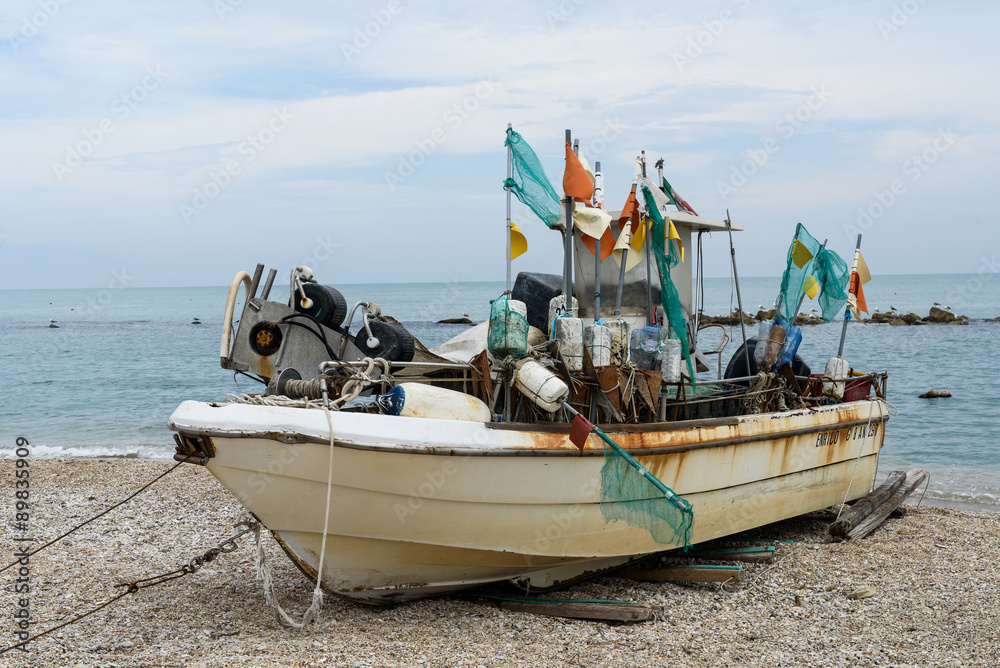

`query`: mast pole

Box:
[641,151,654,325]
[725,210,751,375]
[563,129,574,314]
[837,234,863,357]
[505,123,513,294]
[593,160,602,321]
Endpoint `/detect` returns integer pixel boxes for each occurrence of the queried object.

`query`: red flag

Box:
[563,142,594,202]
[582,227,616,260]
[849,272,869,314]
[569,413,594,451]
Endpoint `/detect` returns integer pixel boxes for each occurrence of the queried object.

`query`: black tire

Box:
[324,286,348,329]
[724,338,811,384]
[354,321,415,362]
[292,284,348,329]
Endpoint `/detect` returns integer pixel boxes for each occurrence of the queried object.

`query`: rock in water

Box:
[925,307,956,323]
[437,317,474,325]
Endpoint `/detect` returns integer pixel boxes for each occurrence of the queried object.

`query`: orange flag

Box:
[617,186,640,231]
[582,226,616,260]
[563,142,594,202]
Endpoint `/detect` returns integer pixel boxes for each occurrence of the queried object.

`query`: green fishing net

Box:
[597,430,694,548]
[777,223,850,322]
[640,185,695,387]
[504,129,562,228]
[487,297,529,359]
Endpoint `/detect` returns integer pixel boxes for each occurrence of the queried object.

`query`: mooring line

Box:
[0,461,184,575]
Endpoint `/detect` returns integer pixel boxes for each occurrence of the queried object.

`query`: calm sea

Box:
[1,273,997,511]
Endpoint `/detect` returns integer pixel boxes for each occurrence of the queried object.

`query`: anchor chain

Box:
[0,517,261,657]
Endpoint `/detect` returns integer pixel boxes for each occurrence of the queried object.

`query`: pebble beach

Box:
[2,459,997,668]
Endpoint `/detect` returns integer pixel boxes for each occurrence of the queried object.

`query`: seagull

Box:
[874,306,879,313]
[890,305,896,311]
[944,305,951,310]
[933,301,941,306]
[49,319,59,328]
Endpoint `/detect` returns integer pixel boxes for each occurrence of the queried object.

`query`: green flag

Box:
[641,183,695,386]
[777,224,849,322]
[504,129,562,228]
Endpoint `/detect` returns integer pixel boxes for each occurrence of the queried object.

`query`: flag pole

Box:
[505,123,513,295]
[563,130,575,313]
[837,234,863,357]
[593,160,602,321]
[725,210,752,375]
[614,182,637,317]
[640,151,654,325]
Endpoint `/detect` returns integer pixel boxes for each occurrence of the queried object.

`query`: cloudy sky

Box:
[1,0,996,289]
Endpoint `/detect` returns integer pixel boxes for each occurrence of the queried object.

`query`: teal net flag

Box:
[777,223,849,322]
[596,429,694,549]
[504,129,562,228]
[640,184,695,387]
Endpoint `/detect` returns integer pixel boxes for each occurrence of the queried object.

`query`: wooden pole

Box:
[725,210,751,375]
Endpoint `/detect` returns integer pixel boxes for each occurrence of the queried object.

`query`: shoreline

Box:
[1,458,998,667]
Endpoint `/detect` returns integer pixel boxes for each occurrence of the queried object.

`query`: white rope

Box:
[250,406,338,628]
[227,393,314,408]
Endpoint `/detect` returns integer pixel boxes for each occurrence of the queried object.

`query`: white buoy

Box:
[553,316,584,372]
[584,323,612,367]
[514,359,570,412]
[601,316,630,366]
[823,356,849,400]
[378,383,492,422]
[547,294,578,337]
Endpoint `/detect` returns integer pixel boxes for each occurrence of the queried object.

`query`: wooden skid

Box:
[846,469,928,540]
[617,564,743,583]
[493,600,652,622]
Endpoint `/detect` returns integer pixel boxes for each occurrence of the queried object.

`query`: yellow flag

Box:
[630,216,648,254]
[802,274,819,299]
[612,227,642,271]
[854,250,871,285]
[667,218,685,263]
[791,239,814,268]
[510,222,527,260]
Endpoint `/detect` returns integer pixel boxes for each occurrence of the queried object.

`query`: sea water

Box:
[1,274,997,511]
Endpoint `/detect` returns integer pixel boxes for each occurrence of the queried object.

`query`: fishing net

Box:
[640,185,695,387]
[777,223,850,322]
[504,129,562,228]
[487,297,529,359]
[597,429,694,548]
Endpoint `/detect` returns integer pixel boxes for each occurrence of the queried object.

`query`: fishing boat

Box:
[168,129,887,604]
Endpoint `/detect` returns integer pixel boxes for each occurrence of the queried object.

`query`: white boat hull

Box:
[169,399,887,603]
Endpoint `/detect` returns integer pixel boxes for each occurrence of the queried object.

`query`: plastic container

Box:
[656,338,682,383]
[761,321,786,370]
[514,359,570,412]
[843,376,872,402]
[823,356,849,400]
[600,316,630,367]
[377,383,492,422]
[553,316,584,372]
[547,294,578,337]
[777,324,802,368]
[629,325,668,370]
[754,320,773,366]
[487,298,529,360]
[584,323,612,367]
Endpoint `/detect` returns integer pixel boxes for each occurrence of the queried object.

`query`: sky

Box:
[1,0,997,289]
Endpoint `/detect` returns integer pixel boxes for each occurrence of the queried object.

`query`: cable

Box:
[278,313,340,360]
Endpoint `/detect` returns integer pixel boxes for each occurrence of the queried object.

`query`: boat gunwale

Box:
[171,401,888,458]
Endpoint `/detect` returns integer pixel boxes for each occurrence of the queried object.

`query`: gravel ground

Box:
[0,459,997,667]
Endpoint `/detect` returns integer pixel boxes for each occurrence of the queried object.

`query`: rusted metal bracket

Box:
[173,433,215,465]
